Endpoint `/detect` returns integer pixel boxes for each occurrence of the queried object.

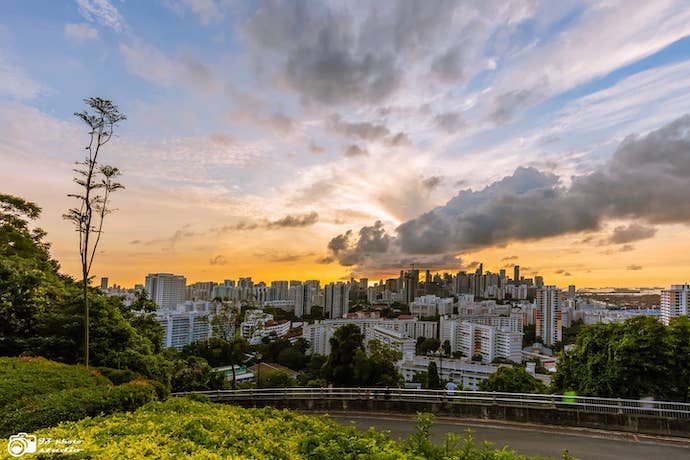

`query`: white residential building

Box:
[325,282,350,318]
[409,295,454,316]
[661,284,690,325]
[400,355,502,390]
[145,273,186,309]
[302,317,438,355]
[365,325,416,362]
[535,286,562,346]
[440,318,522,363]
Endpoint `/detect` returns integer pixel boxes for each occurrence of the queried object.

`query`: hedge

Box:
[0,381,158,437]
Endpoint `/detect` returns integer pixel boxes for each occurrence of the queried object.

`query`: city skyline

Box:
[4,1,690,287]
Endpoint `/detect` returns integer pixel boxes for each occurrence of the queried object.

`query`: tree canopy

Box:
[552,316,690,401]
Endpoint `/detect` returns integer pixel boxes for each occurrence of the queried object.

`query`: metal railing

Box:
[173,387,690,419]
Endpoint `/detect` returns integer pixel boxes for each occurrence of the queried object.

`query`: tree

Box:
[354,339,403,387]
[171,356,225,393]
[322,324,364,386]
[480,366,546,394]
[442,340,451,357]
[552,316,683,399]
[427,361,441,389]
[63,97,126,367]
[416,337,440,355]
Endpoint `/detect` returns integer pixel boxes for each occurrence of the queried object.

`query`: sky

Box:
[3,0,690,288]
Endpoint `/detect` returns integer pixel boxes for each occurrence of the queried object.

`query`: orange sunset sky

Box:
[3,1,690,289]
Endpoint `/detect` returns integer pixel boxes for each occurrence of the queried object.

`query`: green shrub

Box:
[0,357,111,408]
[0,381,158,437]
[96,367,141,385]
[0,398,558,459]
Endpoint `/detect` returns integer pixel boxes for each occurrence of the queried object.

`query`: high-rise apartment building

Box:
[513,265,520,283]
[100,277,108,291]
[661,284,690,325]
[145,273,186,309]
[325,282,350,318]
[535,285,561,346]
[567,285,576,300]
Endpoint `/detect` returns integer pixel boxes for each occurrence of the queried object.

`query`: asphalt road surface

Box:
[329,413,690,460]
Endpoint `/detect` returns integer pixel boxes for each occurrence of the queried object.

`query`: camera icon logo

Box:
[7,433,37,457]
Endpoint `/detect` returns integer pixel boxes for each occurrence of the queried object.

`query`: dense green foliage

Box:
[552,316,690,400]
[0,357,158,437]
[416,336,441,355]
[480,366,547,394]
[322,324,403,387]
[0,357,110,408]
[0,381,157,437]
[0,398,556,459]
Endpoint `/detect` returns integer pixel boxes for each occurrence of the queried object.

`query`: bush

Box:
[96,367,142,385]
[0,381,158,437]
[0,357,111,408]
[0,398,555,459]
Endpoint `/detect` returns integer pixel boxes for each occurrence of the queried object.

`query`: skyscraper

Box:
[100,277,108,291]
[535,286,561,346]
[145,273,186,309]
[513,265,520,283]
[325,282,350,318]
[661,284,690,325]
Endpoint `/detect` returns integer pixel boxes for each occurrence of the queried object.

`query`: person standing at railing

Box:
[445,378,458,398]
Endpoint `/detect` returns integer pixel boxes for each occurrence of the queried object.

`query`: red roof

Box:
[398,315,416,320]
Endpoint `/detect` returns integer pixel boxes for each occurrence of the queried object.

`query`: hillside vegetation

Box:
[0,357,158,437]
[0,397,564,459]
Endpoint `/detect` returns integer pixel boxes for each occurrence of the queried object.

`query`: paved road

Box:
[329,413,690,460]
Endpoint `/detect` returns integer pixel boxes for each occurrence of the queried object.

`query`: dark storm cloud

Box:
[245,0,471,106]
[325,114,690,268]
[434,111,465,133]
[326,220,392,266]
[606,223,657,244]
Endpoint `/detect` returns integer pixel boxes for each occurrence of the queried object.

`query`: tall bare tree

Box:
[64,97,126,367]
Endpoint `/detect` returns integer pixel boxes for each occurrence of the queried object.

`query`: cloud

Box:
[606,223,657,244]
[326,220,392,266]
[421,176,442,190]
[76,0,125,31]
[244,1,517,107]
[328,114,389,141]
[326,114,690,269]
[344,144,368,157]
[209,254,227,265]
[501,255,518,261]
[430,45,464,82]
[64,23,99,41]
[489,88,540,124]
[213,212,319,233]
[119,39,218,93]
[627,264,643,271]
[434,111,465,133]
[266,211,319,228]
